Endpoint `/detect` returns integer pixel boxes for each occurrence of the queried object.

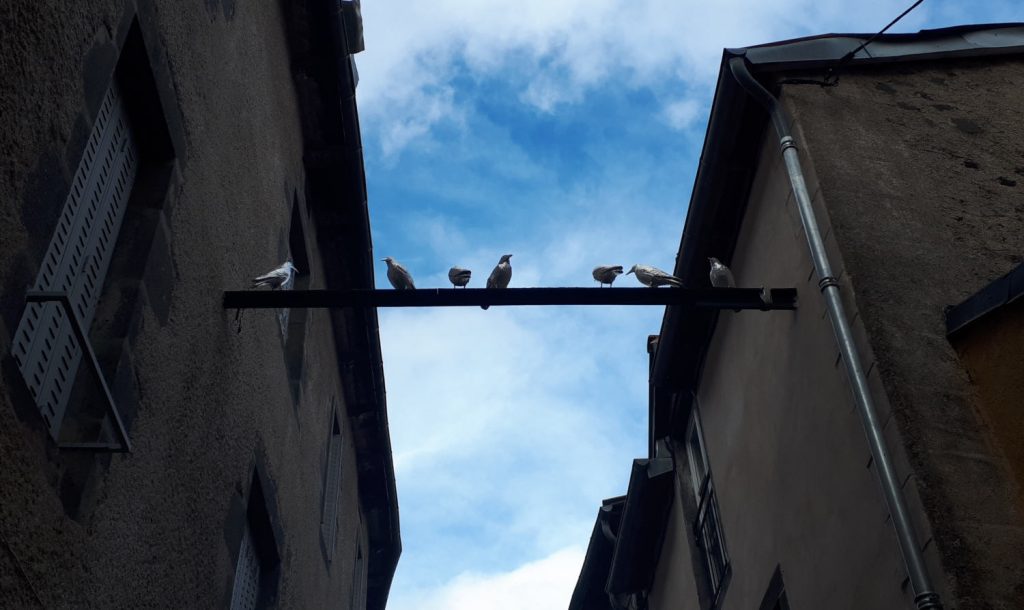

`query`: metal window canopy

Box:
[223,287,798,310]
[24,292,132,453]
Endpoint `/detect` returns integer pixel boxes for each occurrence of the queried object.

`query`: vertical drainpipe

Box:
[727,56,943,610]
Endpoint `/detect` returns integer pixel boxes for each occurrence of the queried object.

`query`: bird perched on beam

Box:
[383,257,416,290]
[592,265,624,287]
[708,257,735,288]
[481,254,512,310]
[626,264,683,288]
[239,260,298,332]
[251,260,298,290]
[709,257,739,312]
[448,266,472,288]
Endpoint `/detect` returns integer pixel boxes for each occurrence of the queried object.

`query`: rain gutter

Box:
[727,55,942,610]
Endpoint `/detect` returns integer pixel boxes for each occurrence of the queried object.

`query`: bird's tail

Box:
[665,276,684,288]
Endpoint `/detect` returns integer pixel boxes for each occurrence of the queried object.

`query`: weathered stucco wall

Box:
[654,122,942,609]
[785,55,1024,609]
[0,1,371,607]
[647,476,700,610]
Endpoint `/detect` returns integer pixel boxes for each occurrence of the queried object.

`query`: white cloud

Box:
[388,547,587,610]
[663,98,701,131]
[356,0,936,155]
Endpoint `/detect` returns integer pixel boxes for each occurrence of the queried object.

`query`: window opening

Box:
[10,81,138,442]
[350,533,365,609]
[686,408,731,607]
[321,399,344,562]
[231,470,281,609]
[758,566,791,610]
[282,195,310,403]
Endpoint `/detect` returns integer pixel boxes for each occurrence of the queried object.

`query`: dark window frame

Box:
[685,407,731,609]
[9,17,178,455]
[281,193,311,404]
[758,565,791,610]
[230,467,282,610]
[320,398,344,564]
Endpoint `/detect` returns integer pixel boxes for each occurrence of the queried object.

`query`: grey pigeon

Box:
[383,257,416,290]
[709,257,739,311]
[481,254,512,310]
[448,266,472,288]
[708,257,735,288]
[626,264,683,288]
[592,265,624,287]
[252,260,298,290]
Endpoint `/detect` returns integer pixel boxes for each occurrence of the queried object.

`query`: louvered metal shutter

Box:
[10,82,138,439]
[230,523,261,610]
[322,430,343,560]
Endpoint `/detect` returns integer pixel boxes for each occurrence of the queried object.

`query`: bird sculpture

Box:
[481,254,512,310]
[251,260,298,290]
[383,257,415,290]
[448,266,472,288]
[592,265,624,287]
[708,257,735,288]
[709,257,739,312]
[626,264,683,288]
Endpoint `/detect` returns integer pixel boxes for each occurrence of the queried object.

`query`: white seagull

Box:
[709,257,740,312]
[251,260,298,290]
[592,265,624,287]
[383,257,416,290]
[448,266,472,288]
[626,264,683,288]
[481,254,512,310]
[708,257,735,288]
[239,260,298,333]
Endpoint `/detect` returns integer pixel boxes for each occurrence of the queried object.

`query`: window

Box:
[758,566,791,610]
[10,81,138,441]
[231,470,281,609]
[9,19,176,455]
[350,534,366,609]
[230,522,261,610]
[282,195,310,402]
[321,400,344,562]
[686,408,730,607]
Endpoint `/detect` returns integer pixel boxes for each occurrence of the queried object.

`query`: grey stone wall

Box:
[784,56,1024,609]
[0,1,370,607]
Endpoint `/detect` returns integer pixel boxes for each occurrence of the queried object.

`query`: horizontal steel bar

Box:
[223,287,798,309]
[58,442,123,452]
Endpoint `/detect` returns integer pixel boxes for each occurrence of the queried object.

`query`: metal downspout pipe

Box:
[727,56,943,610]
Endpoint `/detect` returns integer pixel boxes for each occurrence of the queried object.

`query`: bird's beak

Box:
[626,269,634,275]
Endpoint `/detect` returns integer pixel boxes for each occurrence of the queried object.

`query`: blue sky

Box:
[354,2,1019,608]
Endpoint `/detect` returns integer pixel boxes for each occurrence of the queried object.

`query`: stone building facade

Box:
[571,24,1024,610]
[0,1,399,608]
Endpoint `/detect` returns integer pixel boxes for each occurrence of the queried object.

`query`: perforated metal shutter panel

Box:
[9,82,138,439]
[230,523,261,610]
[322,432,343,560]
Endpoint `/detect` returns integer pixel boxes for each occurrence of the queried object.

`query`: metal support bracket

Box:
[25,292,132,453]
